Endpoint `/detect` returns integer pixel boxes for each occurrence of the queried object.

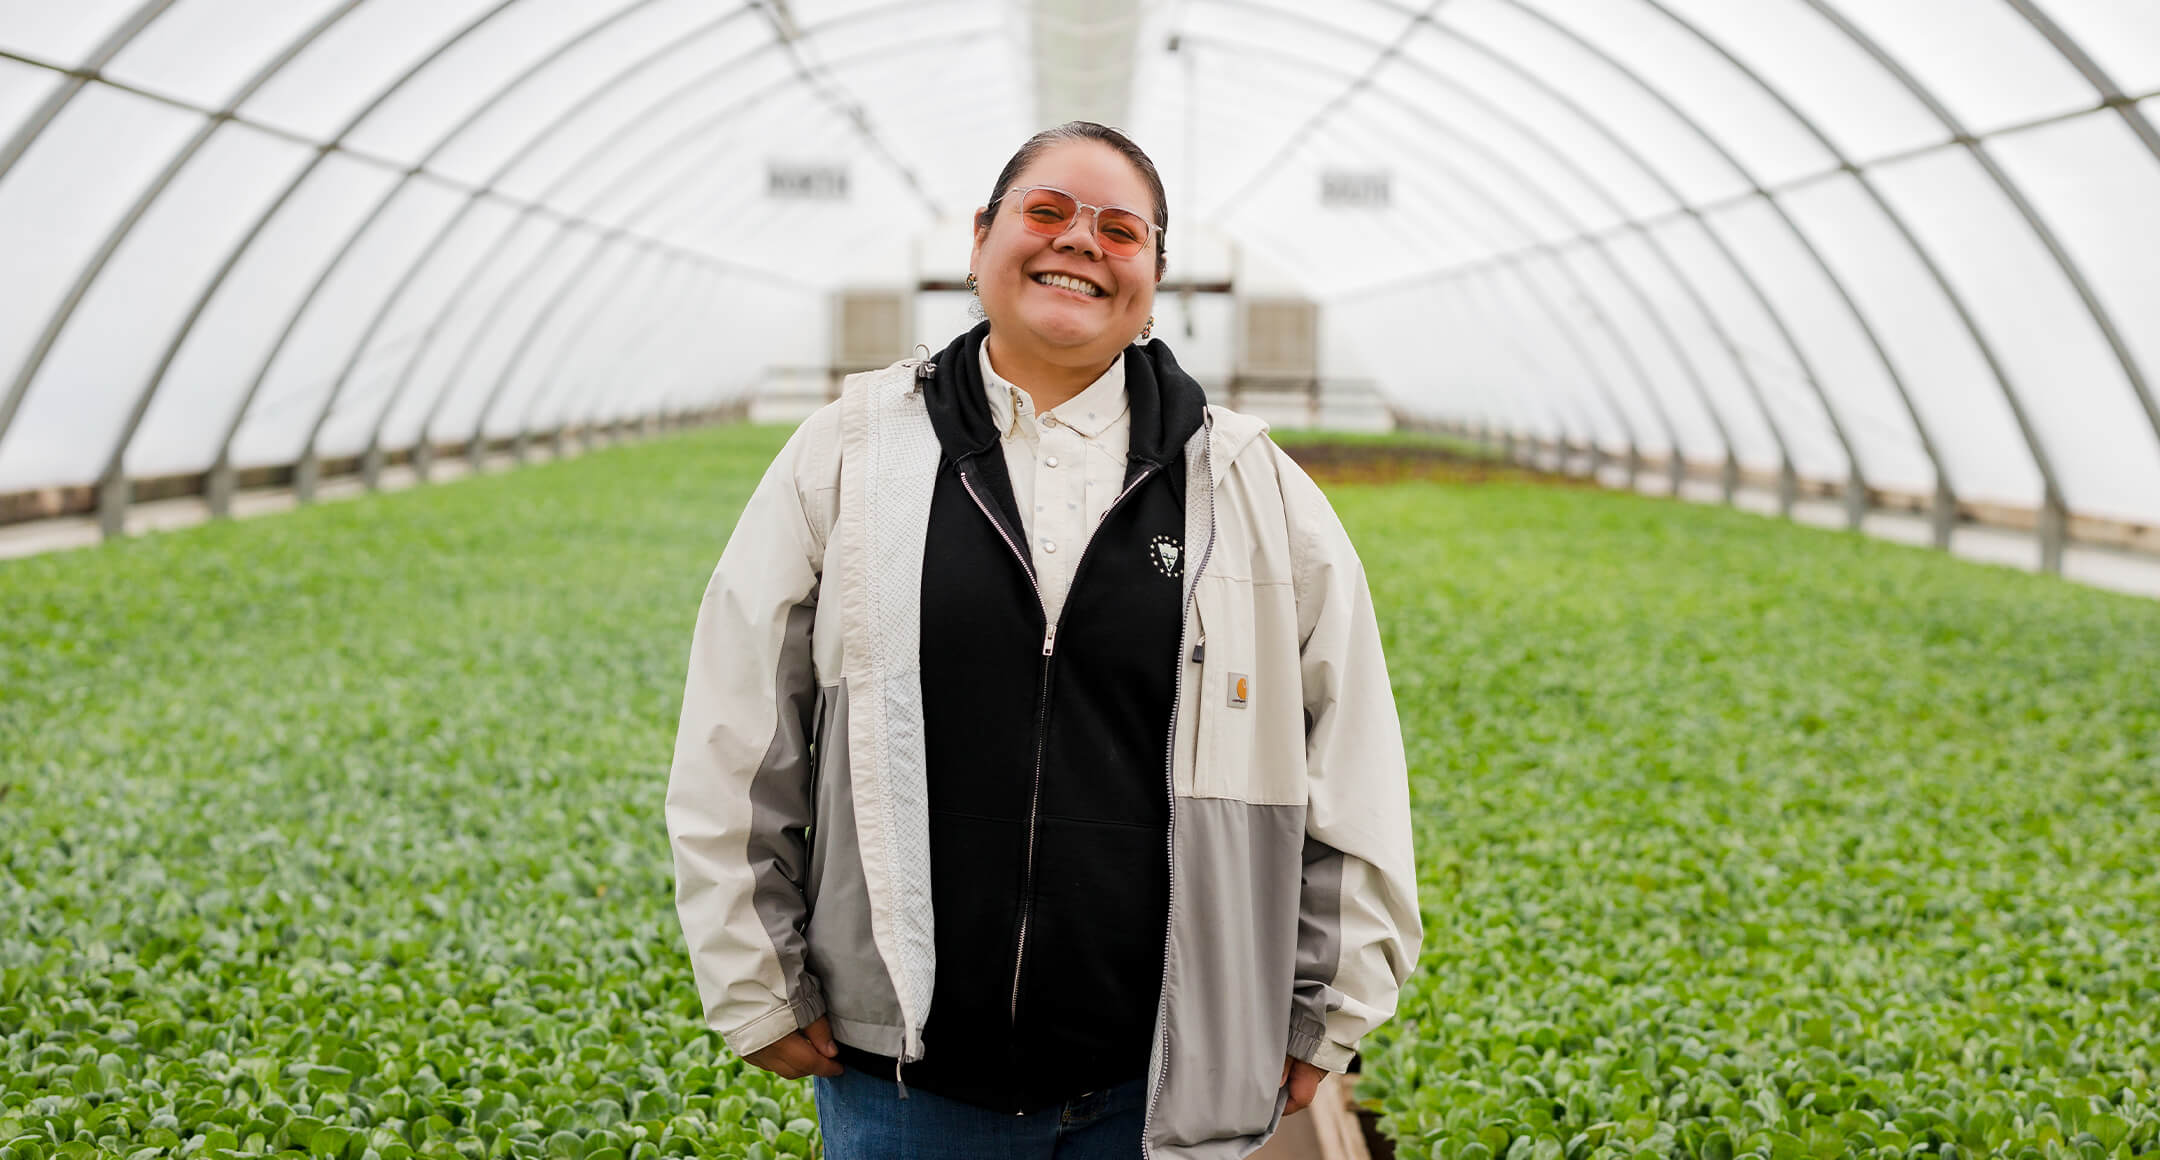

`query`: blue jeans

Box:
[813,1068,1147,1159]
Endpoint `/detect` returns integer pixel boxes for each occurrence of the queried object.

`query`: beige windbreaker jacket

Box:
[666,357,1421,1158]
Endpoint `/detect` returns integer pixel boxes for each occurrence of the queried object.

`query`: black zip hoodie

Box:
[832,321,1209,1112]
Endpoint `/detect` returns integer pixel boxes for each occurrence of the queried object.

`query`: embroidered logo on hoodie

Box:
[1149,534,1182,579]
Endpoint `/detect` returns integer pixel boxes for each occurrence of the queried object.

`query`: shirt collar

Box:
[981,341,1129,440]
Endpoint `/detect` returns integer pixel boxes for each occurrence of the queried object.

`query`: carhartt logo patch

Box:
[1228,673,1249,708]
[1148,534,1182,579]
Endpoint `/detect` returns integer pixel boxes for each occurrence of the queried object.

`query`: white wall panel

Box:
[0,86,198,490]
[1442,277,1562,438]
[426,230,605,442]
[0,0,142,64]
[1517,0,1836,189]
[0,57,63,141]
[1602,231,1780,470]
[236,0,500,142]
[1,124,312,489]
[426,0,722,188]
[1553,247,1724,461]
[476,240,642,440]
[1654,0,1940,164]
[1777,172,2041,509]
[1870,145,2160,524]
[126,153,399,479]
[340,0,617,168]
[1444,0,1746,206]
[1331,288,1461,425]
[1822,0,2095,136]
[1643,215,1845,480]
[310,199,526,458]
[1390,37,1669,229]
[531,258,692,433]
[1475,265,1632,451]
[372,213,560,451]
[1987,110,2160,522]
[104,0,346,108]
[1701,197,1929,491]
[226,178,466,468]
[491,14,771,203]
[2042,0,2160,95]
[1515,251,1672,456]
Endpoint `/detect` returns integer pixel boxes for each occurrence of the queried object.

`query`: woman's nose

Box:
[1053,210,1103,259]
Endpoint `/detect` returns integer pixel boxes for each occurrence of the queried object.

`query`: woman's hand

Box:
[743,1016,844,1079]
[1281,1056,1327,1116]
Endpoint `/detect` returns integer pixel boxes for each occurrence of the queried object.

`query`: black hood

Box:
[918,319,1209,481]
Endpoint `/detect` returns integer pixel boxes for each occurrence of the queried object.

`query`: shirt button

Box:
[1043,415,1060,428]
[1045,455,1060,468]
[1042,539,1057,554]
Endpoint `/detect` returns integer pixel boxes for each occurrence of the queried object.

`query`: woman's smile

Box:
[1031,270,1109,299]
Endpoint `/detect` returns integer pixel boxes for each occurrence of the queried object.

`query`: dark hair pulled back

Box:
[975,121,1168,275]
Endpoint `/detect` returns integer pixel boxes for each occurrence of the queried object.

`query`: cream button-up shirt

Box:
[980,341,1133,625]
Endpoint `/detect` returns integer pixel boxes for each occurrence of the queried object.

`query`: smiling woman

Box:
[663,121,1422,1160]
[967,124,1170,411]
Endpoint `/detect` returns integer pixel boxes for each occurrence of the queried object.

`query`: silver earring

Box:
[964,271,978,292]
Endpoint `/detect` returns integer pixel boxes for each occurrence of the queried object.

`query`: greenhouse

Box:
[3,1,2157,1159]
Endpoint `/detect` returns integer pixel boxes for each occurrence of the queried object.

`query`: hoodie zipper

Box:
[956,461,1164,1037]
[1142,412,1215,1158]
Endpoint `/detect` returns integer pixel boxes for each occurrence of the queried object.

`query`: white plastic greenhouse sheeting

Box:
[1,0,2156,532]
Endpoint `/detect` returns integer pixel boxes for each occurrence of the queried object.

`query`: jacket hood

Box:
[919,320,1209,478]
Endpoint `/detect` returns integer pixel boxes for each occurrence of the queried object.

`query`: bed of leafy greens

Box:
[4,424,2156,1160]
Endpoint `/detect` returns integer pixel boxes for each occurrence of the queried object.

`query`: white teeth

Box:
[1033,272,1103,297]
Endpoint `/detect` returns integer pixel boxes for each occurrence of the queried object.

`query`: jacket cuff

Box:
[720,988,828,1058]
[1287,1018,1358,1074]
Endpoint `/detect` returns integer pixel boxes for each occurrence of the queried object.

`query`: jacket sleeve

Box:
[665,415,835,1058]
[1274,444,1424,1073]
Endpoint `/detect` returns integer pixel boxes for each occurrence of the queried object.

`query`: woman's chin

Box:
[1011,303,1121,349]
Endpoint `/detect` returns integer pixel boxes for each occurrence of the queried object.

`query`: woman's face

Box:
[969,139,1162,368]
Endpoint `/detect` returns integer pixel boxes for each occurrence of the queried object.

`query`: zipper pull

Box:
[1190,636,1205,665]
[1043,624,1058,656]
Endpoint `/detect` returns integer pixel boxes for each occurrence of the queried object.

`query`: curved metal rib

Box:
[0,0,179,440]
[1192,4,1790,501]
[279,4,774,494]
[0,1,366,535]
[223,0,709,499]
[1997,0,2160,453]
[1801,0,2146,568]
[76,0,532,514]
[327,2,961,493]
